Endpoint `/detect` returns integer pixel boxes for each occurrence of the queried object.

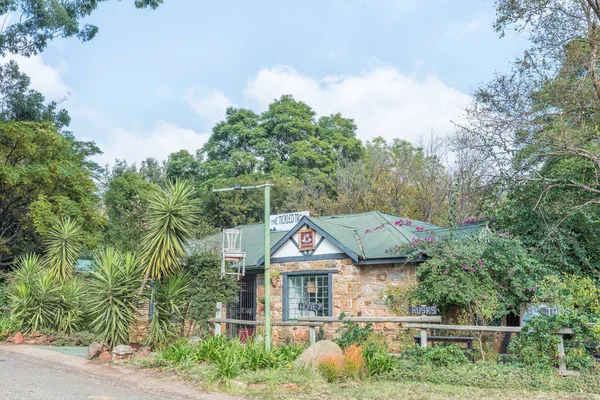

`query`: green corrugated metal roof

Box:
[193,211,484,267]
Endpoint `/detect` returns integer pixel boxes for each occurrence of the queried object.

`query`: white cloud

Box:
[447,12,489,39]
[185,88,232,128]
[2,54,70,100]
[243,65,471,144]
[94,121,210,166]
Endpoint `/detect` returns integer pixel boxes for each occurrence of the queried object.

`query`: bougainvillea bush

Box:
[397,229,544,317]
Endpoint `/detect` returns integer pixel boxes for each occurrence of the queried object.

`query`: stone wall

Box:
[250,258,417,344]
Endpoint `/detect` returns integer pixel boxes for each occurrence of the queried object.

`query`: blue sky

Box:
[7,0,527,166]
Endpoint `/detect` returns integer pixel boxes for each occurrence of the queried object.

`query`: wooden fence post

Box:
[557,334,566,373]
[420,329,427,348]
[309,325,316,345]
[215,302,223,336]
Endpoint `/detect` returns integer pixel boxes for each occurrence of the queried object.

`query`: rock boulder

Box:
[293,340,343,369]
[111,345,134,360]
[13,332,24,344]
[87,342,109,360]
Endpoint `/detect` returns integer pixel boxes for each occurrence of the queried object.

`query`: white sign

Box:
[270,211,309,232]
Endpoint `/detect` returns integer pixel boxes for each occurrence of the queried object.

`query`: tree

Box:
[0,61,70,128]
[184,252,238,331]
[165,150,201,183]
[102,164,158,253]
[0,121,104,266]
[139,157,165,184]
[0,0,162,56]
[454,0,600,274]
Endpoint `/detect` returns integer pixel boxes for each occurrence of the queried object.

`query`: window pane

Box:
[287,274,329,320]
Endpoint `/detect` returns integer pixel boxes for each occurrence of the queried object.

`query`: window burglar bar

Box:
[287,275,329,320]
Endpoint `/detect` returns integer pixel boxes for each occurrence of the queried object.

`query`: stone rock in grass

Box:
[13,332,24,344]
[111,345,134,360]
[189,336,201,346]
[293,340,343,369]
[87,342,108,360]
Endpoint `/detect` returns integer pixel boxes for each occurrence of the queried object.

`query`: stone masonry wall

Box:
[252,258,417,344]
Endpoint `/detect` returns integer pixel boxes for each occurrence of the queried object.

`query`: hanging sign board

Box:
[520,303,561,326]
[298,229,316,251]
[408,305,438,315]
[270,211,309,232]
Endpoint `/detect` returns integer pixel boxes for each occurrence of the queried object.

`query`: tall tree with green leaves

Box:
[0,0,163,56]
[0,121,104,266]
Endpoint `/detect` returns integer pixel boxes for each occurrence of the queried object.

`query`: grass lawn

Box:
[129,357,600,400]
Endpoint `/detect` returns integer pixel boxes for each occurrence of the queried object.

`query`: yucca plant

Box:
[7,254,59,333]
[148,274,189,346]
[43,218,84,280]
[139,180,199,292]
[55,278,87,334]
[88,248,144,348]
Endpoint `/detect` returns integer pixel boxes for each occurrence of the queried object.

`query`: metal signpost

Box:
[212,182,274,350]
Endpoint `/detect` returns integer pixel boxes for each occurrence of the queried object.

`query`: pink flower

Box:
[482,293,487,298]
[471,268,476,273]
[462,265,468,270]
[443,269,449,275]
[415,226,425,232]
[499,285,503,289]
[478,260,483,266]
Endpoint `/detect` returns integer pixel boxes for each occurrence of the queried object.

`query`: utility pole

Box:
[212,182,273,350]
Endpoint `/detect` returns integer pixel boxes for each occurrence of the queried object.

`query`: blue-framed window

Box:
[282,271,334,321]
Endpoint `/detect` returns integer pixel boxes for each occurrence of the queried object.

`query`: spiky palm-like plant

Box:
[7,254,59,333]
[139,180,198,291]
[148,274,189,346]
[55,278,87,334]
[88,248,144,349]
[44,218,84,280]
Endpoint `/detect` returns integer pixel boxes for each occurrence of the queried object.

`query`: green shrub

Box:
[87,249,144,349]
[403,344,469,367]
[148,274,189,347]
[211,340,243,379]
[362,341,396,375]
[334,314,373,349]
[0,316,17,340]
[242,338,274,370]
[163,339,195,364]
[273,342,306,366]
[383,361,600,394]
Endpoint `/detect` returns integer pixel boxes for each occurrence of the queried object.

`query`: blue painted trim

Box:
[256,216,362,266]
[282,270,336,321]
[282,275,289,322]
[271,254,348,264]
[328,273,333,317]
[281,270,340,276]
[289,237,299,248]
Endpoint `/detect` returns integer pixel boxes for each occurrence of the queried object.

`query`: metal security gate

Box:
[227,275,256,341]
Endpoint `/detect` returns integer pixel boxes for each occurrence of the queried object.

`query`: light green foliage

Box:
[87,248,144,348]
[510,274,600,371]
[362,341,397,375]
[159,335,307,379]
[407,229,543,316]
[402,344,469,367]
[0,1,162,56]
[54,277,87,334]
[185,252,238,327]
[0,122,104,264]
[333,315,374,349]
[140,180,199,281]
[7,254,59,333]
[43,218,84,280]
[148,274,189,346]
[102,163,158,253]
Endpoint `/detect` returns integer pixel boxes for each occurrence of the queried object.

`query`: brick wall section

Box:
[252,258,417,343]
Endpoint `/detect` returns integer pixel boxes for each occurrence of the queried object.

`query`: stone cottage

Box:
[195,211,476,342]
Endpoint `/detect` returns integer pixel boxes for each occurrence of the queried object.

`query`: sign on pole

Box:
[269,211,309,232]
